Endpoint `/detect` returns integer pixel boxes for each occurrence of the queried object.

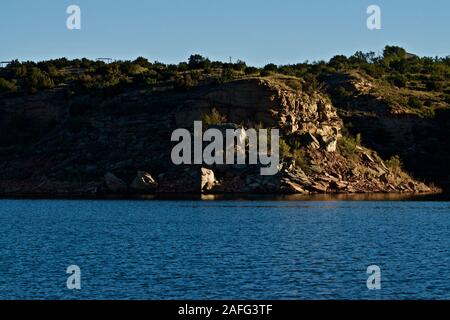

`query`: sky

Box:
[0,0,448,66]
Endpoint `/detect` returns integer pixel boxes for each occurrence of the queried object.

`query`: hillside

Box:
[0,46,448,196]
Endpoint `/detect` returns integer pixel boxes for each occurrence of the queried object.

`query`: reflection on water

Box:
[3,192,448,202]
[157,192,450,202]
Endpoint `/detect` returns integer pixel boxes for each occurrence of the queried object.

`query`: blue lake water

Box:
[0,198,449,300]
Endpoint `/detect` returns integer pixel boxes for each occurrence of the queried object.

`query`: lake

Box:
[0,196,449,299]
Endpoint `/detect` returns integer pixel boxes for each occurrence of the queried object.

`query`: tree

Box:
[383,46,407,60]
[329,55,349,70]
[244,66,259,75]
[349,51,368,64]
[24,67,54,93]
[134,57,152,68]
[188,54,211,70]
[7,60,27,78]
[263,63,278,72]
[177,62,189,72]
[232,60,247,72]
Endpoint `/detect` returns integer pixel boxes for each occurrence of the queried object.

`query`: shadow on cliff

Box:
[321,72,450,192]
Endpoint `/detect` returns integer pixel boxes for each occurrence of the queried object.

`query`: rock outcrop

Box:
[322,71,450,191]
[130,171,158,193]
[104,172,127,193]
[200,168,217,192]
[0,76,440,196]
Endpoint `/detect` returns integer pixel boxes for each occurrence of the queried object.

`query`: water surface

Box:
[0,198,449,299]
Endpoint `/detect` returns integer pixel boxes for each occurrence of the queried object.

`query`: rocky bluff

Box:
[0,76,437,196]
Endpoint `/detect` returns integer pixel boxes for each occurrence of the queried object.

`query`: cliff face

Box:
[175,78,341,149]
[322,72,450,191]
[0,77,437,196]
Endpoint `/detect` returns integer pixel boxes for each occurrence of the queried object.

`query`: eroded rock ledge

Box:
[0,77,439,197]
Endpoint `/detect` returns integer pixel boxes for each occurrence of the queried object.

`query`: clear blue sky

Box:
[0,0,448,66]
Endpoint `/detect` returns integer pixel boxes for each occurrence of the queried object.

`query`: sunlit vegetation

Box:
[0,47,448,119]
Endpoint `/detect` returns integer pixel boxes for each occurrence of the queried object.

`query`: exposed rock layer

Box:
[0,77,439,196]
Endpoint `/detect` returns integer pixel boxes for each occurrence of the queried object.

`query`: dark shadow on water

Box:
[2,192,449,202]
[148,192,450,202]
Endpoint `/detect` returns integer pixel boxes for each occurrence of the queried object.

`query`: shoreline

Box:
[0,191,447,202]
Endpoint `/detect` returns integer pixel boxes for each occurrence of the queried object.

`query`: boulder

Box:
[298,133,320,150]
[325,139,337,152]
[379,173,393,184]
[362,152,375,163]
[130,171,158,193]
[311,182,328,193]
[282,180,308,194]
[104,172,127,193]
[201,168,217,191]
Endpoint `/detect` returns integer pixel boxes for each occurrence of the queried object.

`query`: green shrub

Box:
[279,138,291,158]
[334,85,352,100]
[363,64,384,78]
[177,62,189,72]
[355,133,362,146]
[175,74,198,91]
[302,74,318,94]
[202,108,227,125]
[292,149,308,170]
[127,64,147,76]
[73,74,98,91]
[24,67,54,93]
[328,55,349,70]
[9,60,28,78]
[383,46,407,60]
[260,70,271,77]
[419,107,435,118]
[220,68,235,82]
[244,66,259,75]
[425,79,443,92]
[408,96,422,109]
[445,95,450,105]
[389,74,407,88]
[188,54,211,70]
[134,57,152,68]
[286,136,302,150]
[338,135,359,159]
[285,79,302,92]
[0,78,17,93]
[232,60,247,72]
[158,70,176,82]
[386,155,403,174]
[263,63,278,72]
